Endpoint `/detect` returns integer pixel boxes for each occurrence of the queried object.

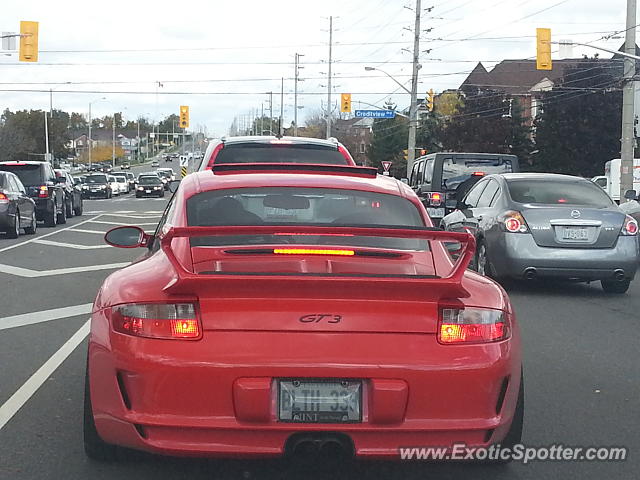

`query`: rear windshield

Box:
[114,175,127,182]
[507,179,614,207]
[187,187,426,250]
[214,143,348,165]
[85,175,108,184]
[0,164,43,186]
[441,157,513,190]
[139,176,161,185]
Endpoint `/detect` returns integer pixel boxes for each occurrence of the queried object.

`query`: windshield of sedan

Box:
[214,143,348,165]
[507,179,615,207]
[187,187,427,250]
[85,175,108,184]
[138,176,162,185]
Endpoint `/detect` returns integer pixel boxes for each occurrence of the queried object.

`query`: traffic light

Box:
[19,21,39,62]
[341,93,352,113]
[536,28,552,71]
[426,89,435,112]
[179,105,189,129]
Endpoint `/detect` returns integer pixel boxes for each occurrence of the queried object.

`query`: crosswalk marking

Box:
[0,262,129,278]
[33,239,111,250]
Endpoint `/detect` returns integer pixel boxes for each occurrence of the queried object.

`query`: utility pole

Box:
[294,53,304,136]
[260,103,264,136]
[269,91,274,135]
[326,15,334,139]
[406,0,422,179]
[88,104,93,169]
[280,77,285,136]
[620,0,637,202]
[112,116,116,168]
[44,112,50,163]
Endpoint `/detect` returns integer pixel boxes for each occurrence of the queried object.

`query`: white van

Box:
[603,158,640,202]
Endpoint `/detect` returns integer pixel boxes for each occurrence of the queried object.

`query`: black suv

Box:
[0,161,67,226]
[55,169,83,217]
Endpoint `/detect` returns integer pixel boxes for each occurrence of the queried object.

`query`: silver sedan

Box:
[441,173,639,293]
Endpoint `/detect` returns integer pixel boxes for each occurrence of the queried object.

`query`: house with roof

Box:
[455,44,637,127]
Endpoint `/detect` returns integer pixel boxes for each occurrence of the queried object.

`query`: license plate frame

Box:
[562,227,589,241]
[427,207,445,218]
[278,379,362,424]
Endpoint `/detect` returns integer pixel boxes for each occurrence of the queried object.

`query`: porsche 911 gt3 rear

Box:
[85,168,522,462]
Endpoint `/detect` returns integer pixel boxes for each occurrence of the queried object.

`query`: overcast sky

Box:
[0,0,632,136]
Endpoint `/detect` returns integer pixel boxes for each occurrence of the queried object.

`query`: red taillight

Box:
[501,211,529,233]
[472,172,485,176]
[622,215,638,236]
[0,192,7,202]
[205,143,225,170]
[428,192,443,206]
[111,303,201,340]
[38,185,49,198]
[438,307,509,344]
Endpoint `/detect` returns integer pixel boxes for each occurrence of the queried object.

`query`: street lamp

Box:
[365,66,420,178]
[88,97,106,170]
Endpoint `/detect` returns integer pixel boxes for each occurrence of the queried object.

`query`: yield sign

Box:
[382,161,392,172]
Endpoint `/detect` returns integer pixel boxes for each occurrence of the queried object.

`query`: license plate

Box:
[427,207,445,218]
[145,190,151,193]
[278,380,361,423]
[563,227,588,240]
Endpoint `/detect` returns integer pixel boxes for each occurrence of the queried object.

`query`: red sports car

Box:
[85,163,523,462]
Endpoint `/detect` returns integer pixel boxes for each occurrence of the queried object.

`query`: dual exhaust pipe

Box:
[287,433,353,463]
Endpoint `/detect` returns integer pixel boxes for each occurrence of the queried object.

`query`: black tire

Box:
[24,209,37,235]
[83,367,121,461]
[44,203,57,227]
[66,196,73,218]
[6,209,20,239]
[601,278,631,294]
[57,198,67,224]
[74,197,83,216]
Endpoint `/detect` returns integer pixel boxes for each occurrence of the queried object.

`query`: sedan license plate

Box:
[427,207,445,218]
[279,380,361,423]
[145,190,151,193]
[563,227,588,241]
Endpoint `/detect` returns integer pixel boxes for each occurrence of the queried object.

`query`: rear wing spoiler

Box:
[160,225,476,300]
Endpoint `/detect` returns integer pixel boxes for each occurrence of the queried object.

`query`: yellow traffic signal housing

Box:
[426,89,435,112]
[340,93,352,113]
[536,28,552,71]
[402,149,409,161]
[19,21,39,62]
[179,105,189,129]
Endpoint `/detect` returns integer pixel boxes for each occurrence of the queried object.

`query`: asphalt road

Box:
[0,158,638,479]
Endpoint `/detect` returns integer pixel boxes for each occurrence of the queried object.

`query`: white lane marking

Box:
[0,215,103,254]
[0,320,90,431]
[0,262,129,277]
[83,211,106,214]
[88,220,158,226]
[33,239,112,250]
[0,304,93,331]
[99,214,161,219]
[67,228,107,235]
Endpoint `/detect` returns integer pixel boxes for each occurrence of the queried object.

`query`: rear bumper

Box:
[88,321,521,459]
[34,198,54,218]
[0,205,14,230]
[492,233,639,280]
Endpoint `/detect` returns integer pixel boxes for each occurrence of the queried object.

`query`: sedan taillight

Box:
[621,215,638,236]
[500,211,529,233]
[111,303,201,340]
[438,307,510,344]
[0,192,8,203]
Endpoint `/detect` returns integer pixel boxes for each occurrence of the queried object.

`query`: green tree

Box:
[368,114,408,178]
[0,109,69,160]
[440,92,532,161]
[533,57,622,176]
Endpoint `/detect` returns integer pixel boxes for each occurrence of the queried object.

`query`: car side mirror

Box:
[624,189,637,200]
[104,226,150,248]
[168,180,181,193]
